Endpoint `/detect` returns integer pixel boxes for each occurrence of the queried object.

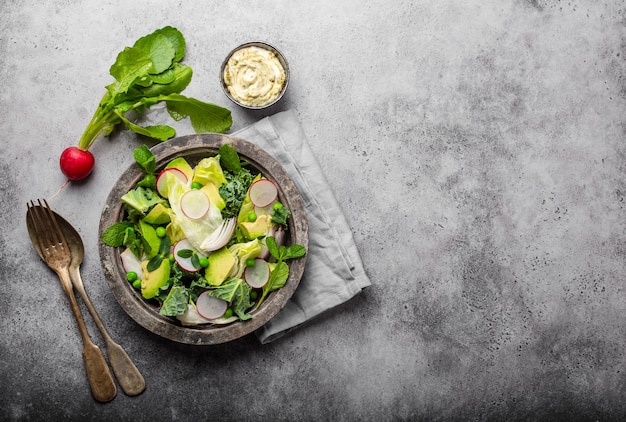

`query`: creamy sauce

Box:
[223,46,286,107]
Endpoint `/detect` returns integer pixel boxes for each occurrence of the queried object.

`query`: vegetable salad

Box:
[102,144,305,326]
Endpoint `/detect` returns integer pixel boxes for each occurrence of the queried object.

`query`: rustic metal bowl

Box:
[220,41,289,109]
[99,133,308,345]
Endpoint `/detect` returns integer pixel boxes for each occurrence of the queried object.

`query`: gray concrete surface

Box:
[1,0,625,420]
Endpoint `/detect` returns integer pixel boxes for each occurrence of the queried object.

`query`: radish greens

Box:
[75,26,232,159]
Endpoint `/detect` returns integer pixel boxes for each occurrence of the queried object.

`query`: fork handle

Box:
[105,339,146,396]
[70,268,145,396]
[57,269,117,402]
[82,342,118,403]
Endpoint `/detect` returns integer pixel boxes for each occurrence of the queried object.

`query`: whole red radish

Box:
[59,146,95,180]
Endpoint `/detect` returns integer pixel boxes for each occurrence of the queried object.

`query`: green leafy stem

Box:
[77,26,232,151]
[255,236,307,309]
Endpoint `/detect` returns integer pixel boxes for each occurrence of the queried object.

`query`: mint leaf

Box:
[190,254,200,270]
[133,145,155,174]
[265,236,279,260]
[256,261,289,309]
[255,240,306,309]
[284,244,306,260]
[218,144,242,173]
[176,249,193,259]
[102,221,134,247]
[158,236,171,256]
[147,255,163,272]
[267,261,289,291]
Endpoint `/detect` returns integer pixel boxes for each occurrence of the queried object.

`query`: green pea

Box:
[169,253,175,263]
[156,226,166,238]
[247,211,257,222]
[132,279,142,289]
[250,290,258,300]
[272,202,283,210]
[224,308,233,319]
[245,258,255,267]
[199,257,209,268]
[126,271,137,282]
[191,181,202,189]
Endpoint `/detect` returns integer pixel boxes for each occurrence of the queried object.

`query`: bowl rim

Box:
[219,41,290,110]
[98,133,308,345]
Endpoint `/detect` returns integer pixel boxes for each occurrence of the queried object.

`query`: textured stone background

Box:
[1,0,625,420]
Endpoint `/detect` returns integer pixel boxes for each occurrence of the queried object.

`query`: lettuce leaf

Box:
[192,156,227,187]
[121,186,165,214]
[167,172,224,251]
[228,239,262,278]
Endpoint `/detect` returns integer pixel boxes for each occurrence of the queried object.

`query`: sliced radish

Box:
[244,259,270,288]
[156,167,188,197]
[249,179,278,207]
[173,239,205,272]
[196,291,228,320]
[180,189,210,219]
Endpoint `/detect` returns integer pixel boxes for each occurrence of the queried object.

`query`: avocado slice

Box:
[240,214,273,240]
[140,258,171,299]
[237,199,255,225]
[138,219,161,258]
[143,203,171,225]
[200,182,226,210]
[205,247,236,286]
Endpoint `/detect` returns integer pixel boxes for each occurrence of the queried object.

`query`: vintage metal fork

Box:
[26,199,117,403]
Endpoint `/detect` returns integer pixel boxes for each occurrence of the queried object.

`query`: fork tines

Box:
[27,199,69,255]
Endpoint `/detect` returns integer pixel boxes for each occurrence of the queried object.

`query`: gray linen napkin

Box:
[233,110,371,343]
